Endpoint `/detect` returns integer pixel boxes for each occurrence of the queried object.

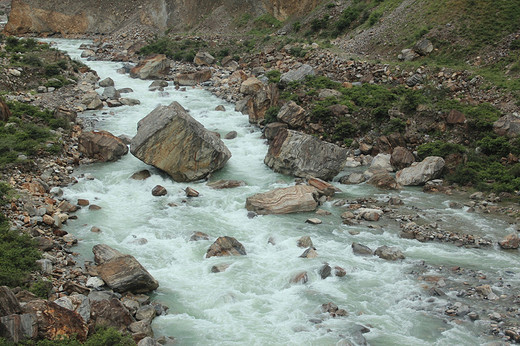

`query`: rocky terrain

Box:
[0,0,519,344]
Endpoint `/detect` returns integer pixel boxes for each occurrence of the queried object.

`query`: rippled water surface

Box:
[48,39,519,346]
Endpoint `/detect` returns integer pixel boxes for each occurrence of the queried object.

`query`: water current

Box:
[47,39,519,345]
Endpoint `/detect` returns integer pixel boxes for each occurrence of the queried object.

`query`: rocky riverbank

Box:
[0,29,519,345]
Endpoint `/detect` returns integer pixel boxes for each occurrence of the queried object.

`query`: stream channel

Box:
[48,39,519,345]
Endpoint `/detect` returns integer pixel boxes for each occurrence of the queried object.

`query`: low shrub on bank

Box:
[0,101,65,166]
[0,182,41,287]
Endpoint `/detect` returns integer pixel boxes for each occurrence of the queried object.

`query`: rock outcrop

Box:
[6,0,321,35]
[264,129,348,180]
[78,131,129,162]
[245,185,319,215]
[92,244,159,294]
[493,114,520,138]
[130,101,231,182]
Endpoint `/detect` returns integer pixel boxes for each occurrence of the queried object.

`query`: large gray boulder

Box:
[78,131,129,162]
[245,185,319,215]
[280,64,315,84]
[396,156,445,186]
[264,130,348,181]
[92,244,159,294]
[130,102,231,182]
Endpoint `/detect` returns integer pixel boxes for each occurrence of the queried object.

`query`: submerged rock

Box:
[374,246,405,261]
[130,101,231,182]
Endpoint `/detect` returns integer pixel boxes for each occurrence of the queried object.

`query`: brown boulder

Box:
[245,185,318,215]
[367,172,401,190]
[264,122,288,141]
[0,99,12,122]
[152,185,167,196]
[390,147,415,170]
[130,54,169,80]
[240,77,264,95]
[130,102,231,182]
[246,83,279,124]
[93,244,159,294]
[175,70,212,86]
[79,131,128,162]
[130,170,151,180]
[446,109,466,124]
[207,180,245,189]
[89,298,134,333]
[499,234,519,249]
[193,52,215,66]
[23,300,88,342]
[308,177,337,196]
[277,101,306,129]
[206,236,246,258]
[0,287,21,317]
[493,114,520,138]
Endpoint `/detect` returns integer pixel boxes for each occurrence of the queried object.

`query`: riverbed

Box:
[49,39,520,346]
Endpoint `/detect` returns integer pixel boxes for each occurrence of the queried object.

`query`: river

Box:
[47,39,519,346]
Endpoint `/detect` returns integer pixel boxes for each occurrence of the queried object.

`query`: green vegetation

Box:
[264,106,280,124]
[417,141,466,160]
[249,14,282,36]
[29,279,53,299]
[0,100,65,166]
[266,70,281,84]
[140,37,207,62]
[0,182,41,287]
[0,326,136,346]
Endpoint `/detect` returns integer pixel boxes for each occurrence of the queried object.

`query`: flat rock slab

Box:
[245,185,319,215]
[131,101,231,182]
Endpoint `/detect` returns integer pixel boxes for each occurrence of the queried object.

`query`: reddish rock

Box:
[23,300,88,342]
[89,298,134,333]
[390,146,415,170]
[130,54,169,80]
[0,99,12,122]
[185,187,199,197]
[499,234,519,249]
[290,271,308,284]
[175,70,212,86]
[78,131,128,162]
[77,199,89,206]
[130,170,151,180]
[152,185,167,196]
[446,109,466,124]
[334,266,347,277]
[308,177,337,197]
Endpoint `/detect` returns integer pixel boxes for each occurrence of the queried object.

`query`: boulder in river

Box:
[498,234,519,249]
[374,246,405,261]
[396,156,445,186]
[130,101,231,182]
[206,236,246,258]
[130,54,169,79]
[92,244,159,293]
[78,130,129,162]
[352,243,373,256]
[245,185,319,215]
[264,130,348,181]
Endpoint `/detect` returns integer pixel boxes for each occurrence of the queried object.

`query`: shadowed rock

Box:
[79,131,128,162]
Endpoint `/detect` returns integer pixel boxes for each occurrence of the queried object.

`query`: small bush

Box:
[83,326,135,346]
[266,70,281,84]
[417,141,466,160]
[29,279,53,299]
[292,21,301,32]
[264,106,280,124]
[477,135,512,157]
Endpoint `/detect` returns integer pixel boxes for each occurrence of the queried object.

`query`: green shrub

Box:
[264,106,280,124]
[266,70,281,84]
[83,326,135,346]
[417,141,466,160]
[477,135,512,157]
[21,54,43,67]
[511,39,520,50]
[29,279,53,299]
[387,118,407,133]
[0,221,41,287]
[292,21,301,32]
